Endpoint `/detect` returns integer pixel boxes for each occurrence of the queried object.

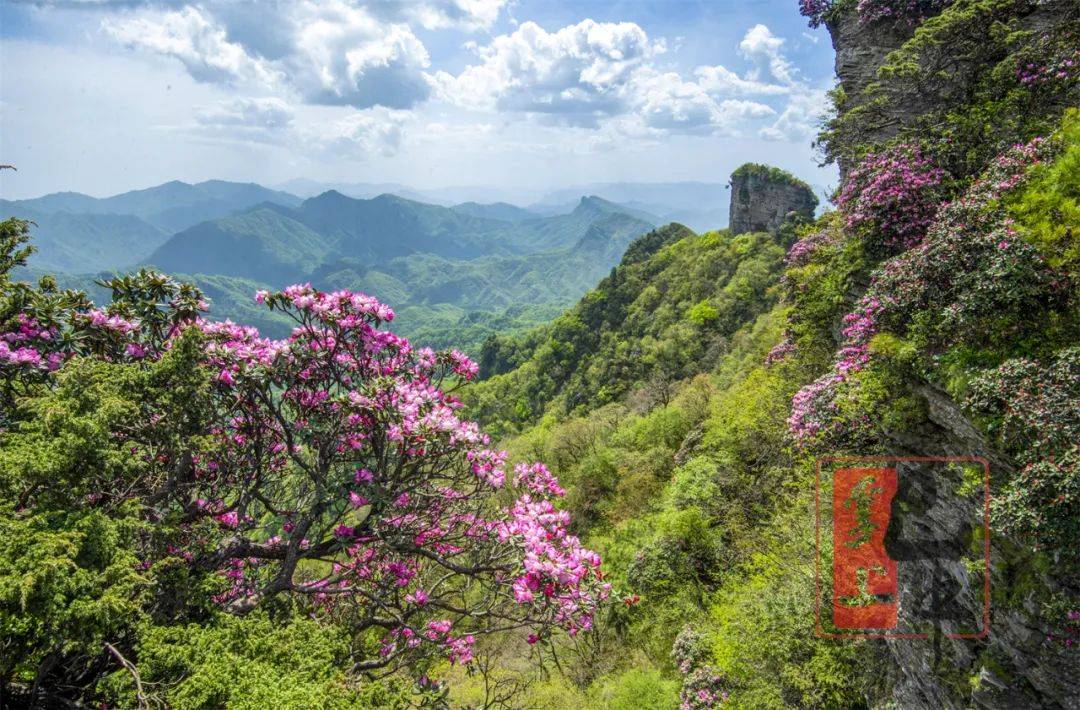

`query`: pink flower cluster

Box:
[0,315,62,370]
[1016,34,1079,87]
[183,284,608,666]
[765,338,796,365]
[672,626,728,709]
[785,227,841,267]
[500,495,608,634]
[836,142,948,252]
[788,298,882,446]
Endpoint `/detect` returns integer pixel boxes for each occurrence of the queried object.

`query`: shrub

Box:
[835,142,950,253]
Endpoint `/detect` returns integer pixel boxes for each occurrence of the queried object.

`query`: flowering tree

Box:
[835,142,950,253]
[190,284,607,668]
[0,220,608,700]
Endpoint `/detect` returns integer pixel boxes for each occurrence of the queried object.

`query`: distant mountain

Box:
[272,180,742,232]
[137,190,658,350]
[273,180,546,206]
[0,201,168,273]
[451,202,538,223]
[5,180,302,233]
[147,192,660,284]
[289,192,510,260]
[9,180,665,352]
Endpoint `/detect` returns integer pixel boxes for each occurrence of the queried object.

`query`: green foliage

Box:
[730,163,816,196]
[586,667,680,710]
[466,226,785,436]
[687,299,720,326]
[1007,108,1080,270]
[108,613,397,709]
[709,549,868,709]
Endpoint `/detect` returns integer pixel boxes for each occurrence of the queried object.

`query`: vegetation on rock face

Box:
[728,163,814,194]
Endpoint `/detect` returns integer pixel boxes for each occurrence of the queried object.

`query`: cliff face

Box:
[728,165,817,237]
[819,4,1080,708]
[880,386,1080,709]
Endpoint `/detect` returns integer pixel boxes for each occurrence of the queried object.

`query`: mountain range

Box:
[273,179,743,232]
[0,180,301,273]
[4,179,666,349]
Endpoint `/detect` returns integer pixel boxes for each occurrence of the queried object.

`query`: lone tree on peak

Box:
[728,162,818,237]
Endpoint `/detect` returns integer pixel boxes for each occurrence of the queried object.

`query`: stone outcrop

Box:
[873,384,1080,709]
[728,163,817,237]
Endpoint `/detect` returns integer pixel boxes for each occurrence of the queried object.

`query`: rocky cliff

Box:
[816,2,1080,707]
[728,163,817,237]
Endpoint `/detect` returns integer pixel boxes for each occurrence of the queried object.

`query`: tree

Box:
[0,227,608,704]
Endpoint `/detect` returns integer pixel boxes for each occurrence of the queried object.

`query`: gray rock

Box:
[728,164,817,237]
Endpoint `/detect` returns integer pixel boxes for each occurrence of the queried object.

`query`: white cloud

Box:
[102,6,277,86]
[402,0,511,30]
[738,23,795,85]
[285,1,431,108]
[432,19,790,137]
[633,70,774,134]
[759,88,829,142]
[102,1,433,109]
[308,107,411,158]
[693,65,789,97]
[430,19,664,124]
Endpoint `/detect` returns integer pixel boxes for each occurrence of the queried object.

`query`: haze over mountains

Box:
[274,179,742,233]
[3,178,679,349]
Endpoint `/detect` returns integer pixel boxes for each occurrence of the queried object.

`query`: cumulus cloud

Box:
[101,4,815,145]
[284,1,431,109]
[633,70,774,134]
[738,23,795,85]
[102,6,277,86]
[432,19,793,137]
[430,19,664,124]
[759,88,829,142]
[102,1,443,110]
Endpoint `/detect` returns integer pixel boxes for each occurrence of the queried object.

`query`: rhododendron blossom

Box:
[836,142,949,252]
[789,135,1062,449]
[0,277,609,671]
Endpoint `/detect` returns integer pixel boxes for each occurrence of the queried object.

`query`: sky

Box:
[0,0,839,201]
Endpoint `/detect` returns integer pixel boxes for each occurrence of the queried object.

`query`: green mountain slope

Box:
[5,179,302,233]
[464,223,786,436]
[0,203,168,273]
[146,206,333,284]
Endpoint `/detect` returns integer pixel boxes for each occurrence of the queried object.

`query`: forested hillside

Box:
[0,0,1077,707]
[450,1,1080,707]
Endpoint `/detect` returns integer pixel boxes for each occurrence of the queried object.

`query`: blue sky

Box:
[0,0,838,200]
